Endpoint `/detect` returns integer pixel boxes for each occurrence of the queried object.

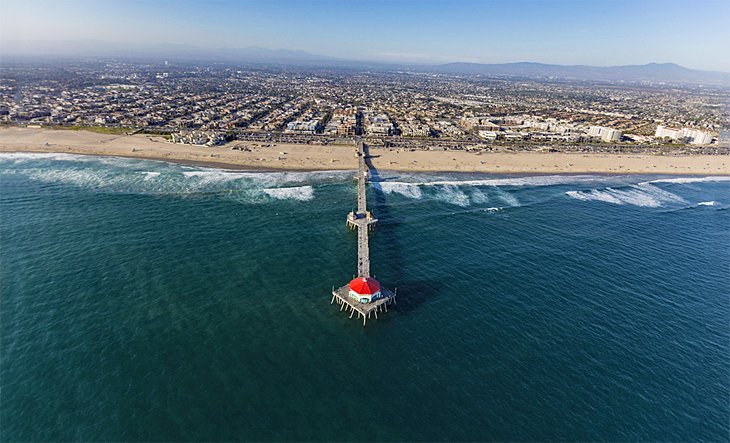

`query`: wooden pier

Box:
[332,137,396,326]
[331,285,396,326]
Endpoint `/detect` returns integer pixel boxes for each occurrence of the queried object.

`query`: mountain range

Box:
[2,40,728,86]
[429,61,730,85]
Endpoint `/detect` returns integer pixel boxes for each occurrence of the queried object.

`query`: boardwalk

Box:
[333,137,396,326]
[346,137,377,277]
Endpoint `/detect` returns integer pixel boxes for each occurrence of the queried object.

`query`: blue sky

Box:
[1,0,728,71]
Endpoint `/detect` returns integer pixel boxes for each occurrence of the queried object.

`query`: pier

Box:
[331,137,396,325]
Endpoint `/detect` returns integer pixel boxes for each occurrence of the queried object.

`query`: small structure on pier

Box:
[349,276,381,303]
[331,284,396,327]
[346,210,377,230]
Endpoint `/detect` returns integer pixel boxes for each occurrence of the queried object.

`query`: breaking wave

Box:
[374,174,612,206]
[378,179,520,207]
[0,154,339,203]
[262,186,314,201]
[371,173,655,207]
[433,184,470,207]
[495,187,520,207]
[566,184,687,208]
[640,176,730,185]
[378,182,423,199]
[469,188,489,204]
[381,174,621,188]
[3,154,723,210]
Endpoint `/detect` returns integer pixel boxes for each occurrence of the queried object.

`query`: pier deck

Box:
[331,137,395,325]
[345,138,378,277]
[331,285,396,326]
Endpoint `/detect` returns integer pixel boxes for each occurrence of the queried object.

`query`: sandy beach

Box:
[1,127,728,175]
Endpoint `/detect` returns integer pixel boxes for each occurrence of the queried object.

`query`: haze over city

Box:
[2,0,729,71]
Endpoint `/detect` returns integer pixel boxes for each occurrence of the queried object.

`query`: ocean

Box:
[1,153,728,441]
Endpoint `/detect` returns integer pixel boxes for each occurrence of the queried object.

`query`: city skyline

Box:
[1,0,729,72]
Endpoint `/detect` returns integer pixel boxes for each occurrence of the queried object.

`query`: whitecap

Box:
[566,183,686,208]
[698,201,717,206]
[378,182,423,199]
[469,187,490,204]
[495,188,520,207]
[389,174,612,188]
[0,152,102,163]
[262,185,314,201]
[0,152,156,169]
[566,189,625,205]
[21,168,120,189]
[181,170,249,184]
[634,183,686,204]
[433,184,470,207]
[640,176,730,185]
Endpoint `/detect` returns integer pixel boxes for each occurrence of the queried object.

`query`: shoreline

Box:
[6,149,730,180]
[1,127,729,176]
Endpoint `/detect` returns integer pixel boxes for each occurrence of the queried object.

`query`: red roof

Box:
[349,277,381,295]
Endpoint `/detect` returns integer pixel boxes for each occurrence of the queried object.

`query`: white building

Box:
[285,119,318,134]
[683,128,713,145]
[655,125,683,140]
[363,111,393,136]
[655,125,713,145]
[588,126,622,142]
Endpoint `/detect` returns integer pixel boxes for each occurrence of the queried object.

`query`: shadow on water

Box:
[363,142,438,312]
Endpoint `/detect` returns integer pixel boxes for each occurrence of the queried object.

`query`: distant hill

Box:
[210,47,338,63]
[3,40,728,85]
[429,62,730,86]
[0,40,337,64]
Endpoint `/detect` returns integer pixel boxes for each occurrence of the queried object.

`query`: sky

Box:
[1,0,729,72]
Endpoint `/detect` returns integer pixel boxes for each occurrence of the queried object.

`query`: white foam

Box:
[566,190,624,204]
[495,188,520,207]
[566,183,686,208]
[390,174,610,188]
[14,164,323,201]
[21,168,120,189]
[469,187,490,204]
[641,176,730,185]
[378,182,423,199]
[0,152,153,169]
[609,187,661,207]
[262,185,314,201]
[698,201,717,206]
[181,170,249,184]
[434,184,470,207]
[0,152,97,163]
[636,183,686,203]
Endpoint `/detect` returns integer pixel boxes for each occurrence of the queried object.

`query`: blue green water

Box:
[1,153,729,441]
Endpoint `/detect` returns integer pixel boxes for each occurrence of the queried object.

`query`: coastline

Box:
[1,127,729,175]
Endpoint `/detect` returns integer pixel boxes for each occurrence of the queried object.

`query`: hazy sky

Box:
[1,0,729,71]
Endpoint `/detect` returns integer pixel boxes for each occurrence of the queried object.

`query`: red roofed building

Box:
[348,277,381,303]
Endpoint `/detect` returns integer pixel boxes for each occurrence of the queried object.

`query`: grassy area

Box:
[52,125,133,135]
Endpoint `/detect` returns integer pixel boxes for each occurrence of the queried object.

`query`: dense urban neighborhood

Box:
[1,59,727,154]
